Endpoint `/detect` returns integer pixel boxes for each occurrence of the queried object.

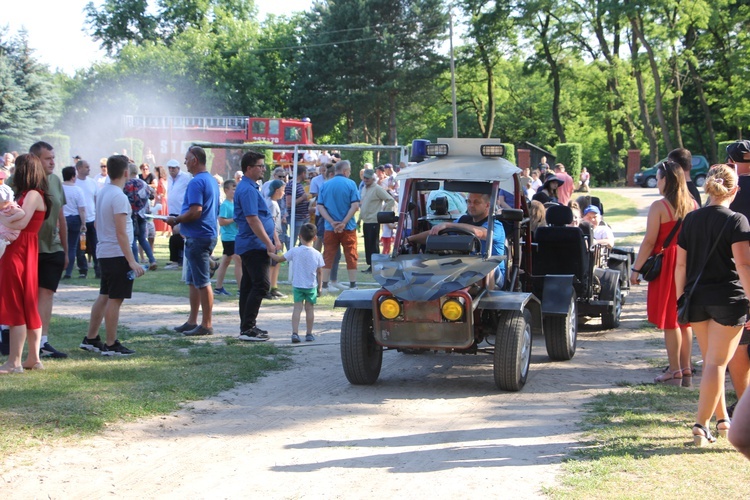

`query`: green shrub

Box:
[0,135,21,154]
[556,143,583,181]
[114,138,144,165]
[42,134,71,174]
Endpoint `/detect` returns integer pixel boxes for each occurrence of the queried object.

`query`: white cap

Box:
[166,159,180,168]
[0,183,14,203]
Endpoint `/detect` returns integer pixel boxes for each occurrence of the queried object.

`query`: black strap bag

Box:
[640,219,682,282]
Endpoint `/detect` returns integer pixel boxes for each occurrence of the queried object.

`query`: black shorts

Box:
[689,302,748,327]
[99,257,134,300]
[222,240,235,256]
[38,251,66,292]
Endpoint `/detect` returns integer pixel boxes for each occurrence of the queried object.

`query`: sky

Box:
[3,0,314,75]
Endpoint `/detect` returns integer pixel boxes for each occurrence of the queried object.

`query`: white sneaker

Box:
[330,281,348,290]
[320,286,331,295]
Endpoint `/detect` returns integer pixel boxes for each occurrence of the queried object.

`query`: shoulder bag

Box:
[677,215,734,324]
[640,219,682,282]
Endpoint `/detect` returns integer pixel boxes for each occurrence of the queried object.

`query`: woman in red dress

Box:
[153,165,169,236]
[630,161,697,384]
[0,154,51,373]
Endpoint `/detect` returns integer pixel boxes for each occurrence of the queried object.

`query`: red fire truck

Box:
[122,115,314,177]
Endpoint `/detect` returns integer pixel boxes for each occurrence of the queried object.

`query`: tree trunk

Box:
[477,41,496,139]
[633,14,672,151]
[388,91,397,145]
[671,56,683,149]
[685,26,717,163]
[539,13,566,143]
[629,21,660,165]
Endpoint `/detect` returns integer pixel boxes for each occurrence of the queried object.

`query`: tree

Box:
[84,0,159,55]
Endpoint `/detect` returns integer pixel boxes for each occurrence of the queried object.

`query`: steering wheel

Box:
[437,227,482,253]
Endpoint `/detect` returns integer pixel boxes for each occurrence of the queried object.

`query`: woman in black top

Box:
[676,164,750,446]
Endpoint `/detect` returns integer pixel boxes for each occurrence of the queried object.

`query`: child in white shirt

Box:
[269,223,324,343]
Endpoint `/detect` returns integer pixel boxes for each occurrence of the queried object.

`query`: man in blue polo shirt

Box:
[166,146,220,336]
[234,151,278,341]
[317,160,361,292]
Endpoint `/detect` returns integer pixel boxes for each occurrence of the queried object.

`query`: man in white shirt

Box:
[75,160,99,278]
[166,158,192,269]
[96,157,109,192]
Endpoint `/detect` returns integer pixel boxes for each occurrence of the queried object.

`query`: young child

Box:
[268,223,324,343]
[265,179,286,299]
[0,184,24,259]
[214,179,242,296]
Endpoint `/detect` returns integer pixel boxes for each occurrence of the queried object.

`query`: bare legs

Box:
[86,294,125,345]
[38,287,54,338]
[188,284,213,329]
[692,320,743,438]
[729,389,750,459]
[728,343,750,401]
[215,254,242,290]
[0,324,42,373]
[291,301,315,335]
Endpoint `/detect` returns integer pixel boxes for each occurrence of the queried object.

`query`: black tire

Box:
[601,273,622,329]
[646,176,657,188]
[544,292,577,361]
[694,174,706,188]
[493,310,533,391]
[341,308,382,385]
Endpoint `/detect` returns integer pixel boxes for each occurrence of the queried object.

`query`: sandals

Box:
[716,418,731,438]
[693,423,717,447]
[654,370,683,384]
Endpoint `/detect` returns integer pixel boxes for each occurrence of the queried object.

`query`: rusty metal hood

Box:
[371,253,504,302]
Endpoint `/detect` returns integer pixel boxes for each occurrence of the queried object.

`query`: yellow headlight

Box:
[441,299,464,322]
[380,298,402,320]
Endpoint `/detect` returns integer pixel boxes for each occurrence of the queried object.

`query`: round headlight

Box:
[441,299,464,322]
[380,298,401,320]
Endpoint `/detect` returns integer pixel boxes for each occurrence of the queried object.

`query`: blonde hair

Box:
[704,164,738,201]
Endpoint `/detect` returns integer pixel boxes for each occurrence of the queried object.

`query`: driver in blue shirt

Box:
[407,192,506,282]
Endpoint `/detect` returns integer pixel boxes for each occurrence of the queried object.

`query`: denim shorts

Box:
[184,237,217,288]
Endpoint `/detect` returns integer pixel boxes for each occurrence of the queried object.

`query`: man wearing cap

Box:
[582,205,614,247]
[359,168,396,273]
[554,163,575,205]
[668,148,701,206]
[166,147,220,337]
[165,159,191,269]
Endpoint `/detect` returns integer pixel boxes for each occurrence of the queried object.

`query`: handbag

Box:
[640,219,682,282]
[677,216,734,324]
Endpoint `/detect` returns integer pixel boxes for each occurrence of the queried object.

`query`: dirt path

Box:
[2,189,665,498]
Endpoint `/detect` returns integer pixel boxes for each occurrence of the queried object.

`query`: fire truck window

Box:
[251,121,266,134]
[269,120,280,135]
[285,127,301,141]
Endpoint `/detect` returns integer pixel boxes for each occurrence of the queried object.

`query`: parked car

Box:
[634,155,709,188]
[334,138,625,392]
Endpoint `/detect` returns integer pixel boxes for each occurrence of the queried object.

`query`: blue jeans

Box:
[65,215,82,277]
[131,215,156,264]
[184,237,217,289]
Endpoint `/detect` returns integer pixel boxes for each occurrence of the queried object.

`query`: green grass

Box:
[547,384,746,499]
[0,316,291,455]
[590,189,639,223]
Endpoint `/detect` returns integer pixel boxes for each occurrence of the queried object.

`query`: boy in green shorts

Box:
[268,223,324,343]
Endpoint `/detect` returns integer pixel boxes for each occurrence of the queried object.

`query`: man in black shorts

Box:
[29,142,69,358]
[79,155,144,356]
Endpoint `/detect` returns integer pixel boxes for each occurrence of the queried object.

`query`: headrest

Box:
[545,204,573,226]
